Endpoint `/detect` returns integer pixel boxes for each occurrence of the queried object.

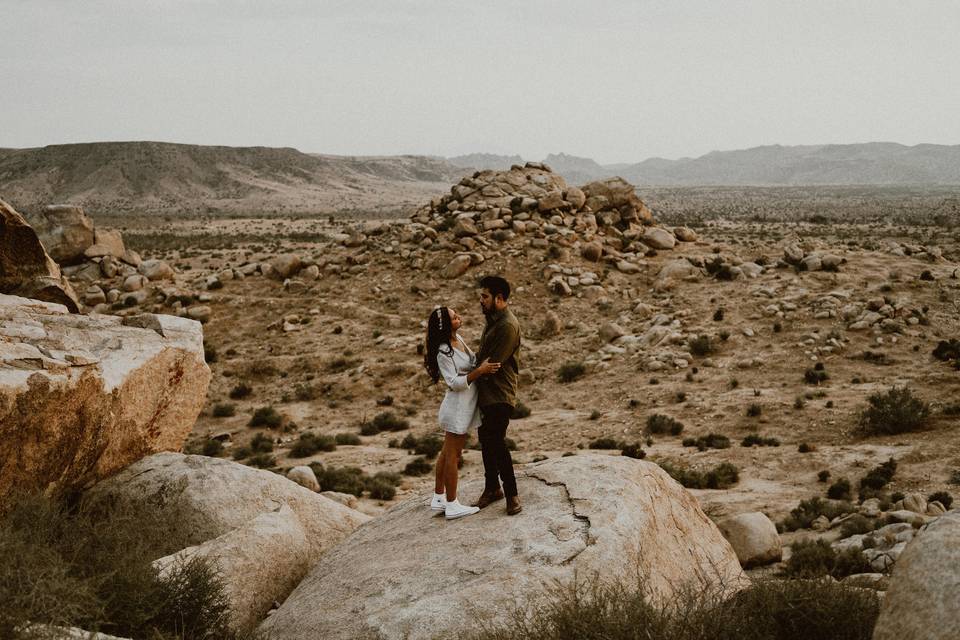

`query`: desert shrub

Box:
[675,391,687,403]
[794,395,806,409]
[858,458,897,500]
[465,573,879,640]
[950,470,960,486]
[558,361,586,383]
[404,456,433,476]
[201,439,224,457]
[780,497,856,532]
[658,461,739,490]
[827,478,852,500]
[211,403,235,418]
[646,414,684,436]
[804,367,829,385]
[249,433,274,453]
[784,539,874,579]
[359,422,381,436]
[327,356,359,373]
[798,442,815,453]
[858,387,930,435]
[289,432,336,458]
[310,464,367,496]
[943,402,960,416]
[505,438,518,451]
[746,403,762,417]
[294,383,316,401]
[367,479,397,501]
[713,308,724,321]
[512,402,532,419]
[681,433,730,451]
[231,446,251,460]
[377,395,394,406]
[246,453,275,468]
[817,470,831,482]
[839,514,874,539]
[928,491,954,509]
[371,411,410,432]
[246,359,278,378]
[620,443,646,459]
[741,434,779,447]
[589,437,622,450]
[0,494,238,640]
[589,410,602,420]
[334,432,361,446]
[248,406,282,428]
[414,435,443,459]
[932,338,960,366]
[228,382,252,399]
[688,335,715,357]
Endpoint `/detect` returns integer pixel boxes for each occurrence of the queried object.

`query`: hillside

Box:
[0,142,467,217]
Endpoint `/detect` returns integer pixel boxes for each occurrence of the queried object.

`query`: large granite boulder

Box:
[873,509,960,640]
[27,204,95,265]
[717,512,782,568]
[259,454,746,640]
[84,452,370,559]
[0,199,80,312]
[0,295,209,509]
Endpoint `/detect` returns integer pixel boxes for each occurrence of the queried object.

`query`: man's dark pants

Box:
[478,403,517,498]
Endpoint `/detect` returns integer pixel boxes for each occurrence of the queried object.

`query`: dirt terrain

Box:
[89,189,960,530]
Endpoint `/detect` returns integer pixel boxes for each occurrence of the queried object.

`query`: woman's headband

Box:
[435,307,444,332]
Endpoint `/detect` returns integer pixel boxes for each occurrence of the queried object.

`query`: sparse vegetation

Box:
[335,432,362,446]
[211,402,236,418]
[558,361,587,383]
[745,403,762,417]
[289,432,336,457]
[512,402,532,419]
[620,443,646,459]
[404,456,433,476]
[657,460,739,489]
[797,443,814,453]
[361,411,410,435]
[646,414,684,436]
[858,458,897,501]
[228,382,252,399]
[784,539,874,579]
[780,497,856,532]
[826,478,852,500]
[688,334,715,357]
[741,434,779,447]
[928,491,953,509]
[681,433,730,451]
[248,405,282,428]
[589,437,622,450]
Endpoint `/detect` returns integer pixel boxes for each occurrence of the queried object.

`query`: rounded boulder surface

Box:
[873,510,960,640]
[259,454,746,640]
[717,511,782,568]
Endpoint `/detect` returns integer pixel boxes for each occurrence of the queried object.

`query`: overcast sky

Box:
[2,1,958,163]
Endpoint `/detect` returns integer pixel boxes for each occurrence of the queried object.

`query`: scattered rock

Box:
[288,466,320,492]
[27,204,95,265]
[442,254,472,279]
[717,512,782,568]
[138,259,175,281]
[641,227,677,250]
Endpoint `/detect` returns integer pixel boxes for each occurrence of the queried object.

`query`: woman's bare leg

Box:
[444,433,468,502]
[434,444,446,495]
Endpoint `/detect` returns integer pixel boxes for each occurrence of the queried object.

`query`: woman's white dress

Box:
[437,335,481,435]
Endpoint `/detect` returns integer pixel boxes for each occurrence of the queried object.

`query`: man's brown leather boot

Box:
[473,488,504,509]
[506,495,522,515]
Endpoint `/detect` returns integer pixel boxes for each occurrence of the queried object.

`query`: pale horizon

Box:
[2,1,959,164]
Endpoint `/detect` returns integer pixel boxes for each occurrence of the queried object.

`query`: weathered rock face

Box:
[0,199,80,312]
[0,294,209,509]
[154,504,312,634]
[873,510,960,640]
[717,512,782,568]
[260,454,746,640]
[27,204,95,265]
[84,452,370,559]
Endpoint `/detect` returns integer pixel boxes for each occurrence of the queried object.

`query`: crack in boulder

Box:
[526,470,593,564]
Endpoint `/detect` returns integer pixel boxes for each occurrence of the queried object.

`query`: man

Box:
[473,275,522,515]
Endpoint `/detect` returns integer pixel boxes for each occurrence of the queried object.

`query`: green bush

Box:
[804,367,829,385]
[827,478,852,500]
[646,414,684,436]
[858,458,897,500]
[558,361,586,383]
[588,437,622,450]
[289,432,336,458]
[366,411,410,433]
[681,433,730,451]
[741,434,780,447]
[688,335,715,357]
[859,387,930,435]
[367,478,397,501]
[201,439,224,457]
[248,406,282,428]
[228,382,253,399]
[0,494,241,640]
[310,464,367,496]
[211,403,236,418]
[620,443,646,459]
[784,539,874,579]
[780,497,856,532]
[404,456,433,476]
[414,435,443,459]
[658,461,739,490]
[334,432,361,446]
[839,514,874,539]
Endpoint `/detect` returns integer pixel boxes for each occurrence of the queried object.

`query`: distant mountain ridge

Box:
[464,143,960,185]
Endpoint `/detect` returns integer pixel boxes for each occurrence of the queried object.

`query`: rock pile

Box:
[0,293,210,509]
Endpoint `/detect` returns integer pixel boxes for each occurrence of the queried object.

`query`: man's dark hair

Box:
[479,275,510,301]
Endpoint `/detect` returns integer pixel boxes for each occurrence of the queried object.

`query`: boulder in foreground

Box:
[260,454,746,640]
[873,509,960,640]
[0,295,209,509]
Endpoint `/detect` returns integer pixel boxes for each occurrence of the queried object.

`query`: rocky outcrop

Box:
[27,204,95,265]
[84,452,370,558]
[0,199,80,312]
[0,295,209,509]
[259,454,746,640]
[873,509,960,640]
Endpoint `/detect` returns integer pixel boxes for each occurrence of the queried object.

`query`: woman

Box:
[423,306,500,520]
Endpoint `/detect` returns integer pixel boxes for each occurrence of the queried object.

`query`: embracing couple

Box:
[423,275,522,520]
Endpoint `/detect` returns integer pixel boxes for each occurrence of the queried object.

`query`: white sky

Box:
[2,0,959,163]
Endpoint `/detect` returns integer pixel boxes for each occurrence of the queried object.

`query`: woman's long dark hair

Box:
[424,306,454,384]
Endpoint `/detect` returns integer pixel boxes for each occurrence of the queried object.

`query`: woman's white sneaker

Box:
[445,499,480,520]
[430,493,447,512]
